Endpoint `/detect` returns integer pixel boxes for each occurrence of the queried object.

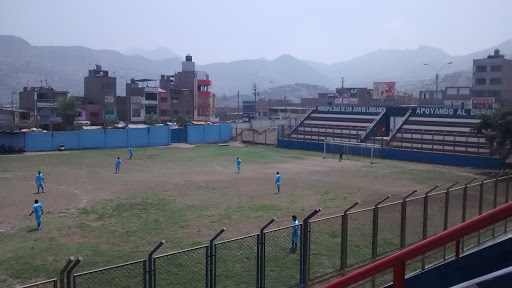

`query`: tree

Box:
[474,108,512,168]
[56,97,78,130]
[144,113,161,126]
[176,115,189,128]
[104,116,120,128]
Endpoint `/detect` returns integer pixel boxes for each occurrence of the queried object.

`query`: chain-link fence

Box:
[377,201,402,256]
[214,234,258,287]
[18,279,57,288]
[263,225,301,288]
[404,196,425,246]
[346,208,374,267]
[153,245,207,288]
[20,176,512,288]
[309,215,342,281]
[73,259,146,288]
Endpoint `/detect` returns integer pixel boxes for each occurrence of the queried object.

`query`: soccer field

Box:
[0,143,485,286]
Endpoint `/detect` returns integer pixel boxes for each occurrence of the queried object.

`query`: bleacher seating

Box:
[389,116,490,156]
[289,111,381,142]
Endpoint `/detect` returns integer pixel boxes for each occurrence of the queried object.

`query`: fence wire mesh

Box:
[73,260,146,288]
[18,279,57,288]
[215,234,258,288]
[481,181,495,214]
[153,246,206,288]
[427,192,446,237]
[349,268,394,288]
[405,196,424,246]
[377,202,402,256]
[347,208,373,267]
[309,215,342,281]
[264,225,301,288]
[447,187,464,229]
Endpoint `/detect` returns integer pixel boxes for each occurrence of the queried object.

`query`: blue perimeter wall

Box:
[0,123,233,152]
[187,123,232,144]
[0,126,172,152]
[277,139,501,170]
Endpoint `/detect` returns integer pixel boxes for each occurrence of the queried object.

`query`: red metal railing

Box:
[324,202,512,288]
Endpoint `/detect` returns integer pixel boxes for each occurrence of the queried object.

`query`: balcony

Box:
[197,79,212,86]
[198,91,212,97]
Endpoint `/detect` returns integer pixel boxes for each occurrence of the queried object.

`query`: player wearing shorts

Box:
[129,146,133,160]
[236,157,242,173]
[275,172,281,194]
[115,157,122,174]
[35,171,44,193]
[29,199,43,230]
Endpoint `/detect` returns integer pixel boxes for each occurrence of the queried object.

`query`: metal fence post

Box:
[341,202,359,272]
[372,196,391,260]
[59,257,74,288]
[147,240,165,288]
[461,178,477,252]
[209,228,226,288]
[422,185,439,270]
[400,190,418,249]
[301,208,321,286]
[506,175,511,231]
[443,181,460,260]
[258,218,275,288]
[66,256,82,288]
[478,174,494,243]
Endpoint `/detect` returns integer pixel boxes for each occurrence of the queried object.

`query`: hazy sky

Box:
[1,0,511,64]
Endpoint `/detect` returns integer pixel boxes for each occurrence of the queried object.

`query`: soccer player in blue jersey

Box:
[129,146,133,160]
[275,171,281,194]
[35,171,44,193]
[29,199,43,230]
[291,215,299,252]
[115,157,122,174]
[236,157,242,173]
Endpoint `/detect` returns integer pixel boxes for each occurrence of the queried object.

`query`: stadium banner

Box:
[471,98,495,110]
[413,107,493,116]
[335,88,358,105]
[317,106,385,113]
[373,82,396,99]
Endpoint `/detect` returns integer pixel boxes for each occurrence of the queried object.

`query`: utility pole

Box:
[341,77,345,104]
[341,77,344,89]
[424,62,453,100]
[237,90,240,121]
[284,93,287,118]
[253,83,258,118]
[11,91,15,111]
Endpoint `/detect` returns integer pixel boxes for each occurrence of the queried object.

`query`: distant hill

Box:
[1,35,511,105]
[122,47,182,61]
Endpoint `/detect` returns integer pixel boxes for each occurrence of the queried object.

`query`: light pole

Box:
[424,62,453,100]
[119,76,129,125]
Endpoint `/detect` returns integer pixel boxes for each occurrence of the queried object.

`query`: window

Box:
[145,93,157,101]
[487,90,501,97]
[104,107,115,115]
[473,90,485,97]
[90,112,100,118]
[172,99,180,104]
[422,92,427,99]
[490,65,502,72]
[475,78,486,85]
[173,110,179,115]
[145,105,157,115]
[160,97,168,103]
[446,88,458,95]
[160,109,169,116]
[435,91,442,99]
[459,87,470,95]
[78,111,83,117]
[102,82,115,89]
[132,109,141,117]
[475,65,487,73]
[490,78,501,85]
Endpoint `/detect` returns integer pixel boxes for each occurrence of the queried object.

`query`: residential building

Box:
[0,108,31,130]
[242,100,256,121]
[158,89,171,122]
[159,55,215,121]
[75,97,103,125]
[18,86,69,128]
[419,87,472,109]
[472,49,512,106]
[84,65,117,120]
[123,78,159,123]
